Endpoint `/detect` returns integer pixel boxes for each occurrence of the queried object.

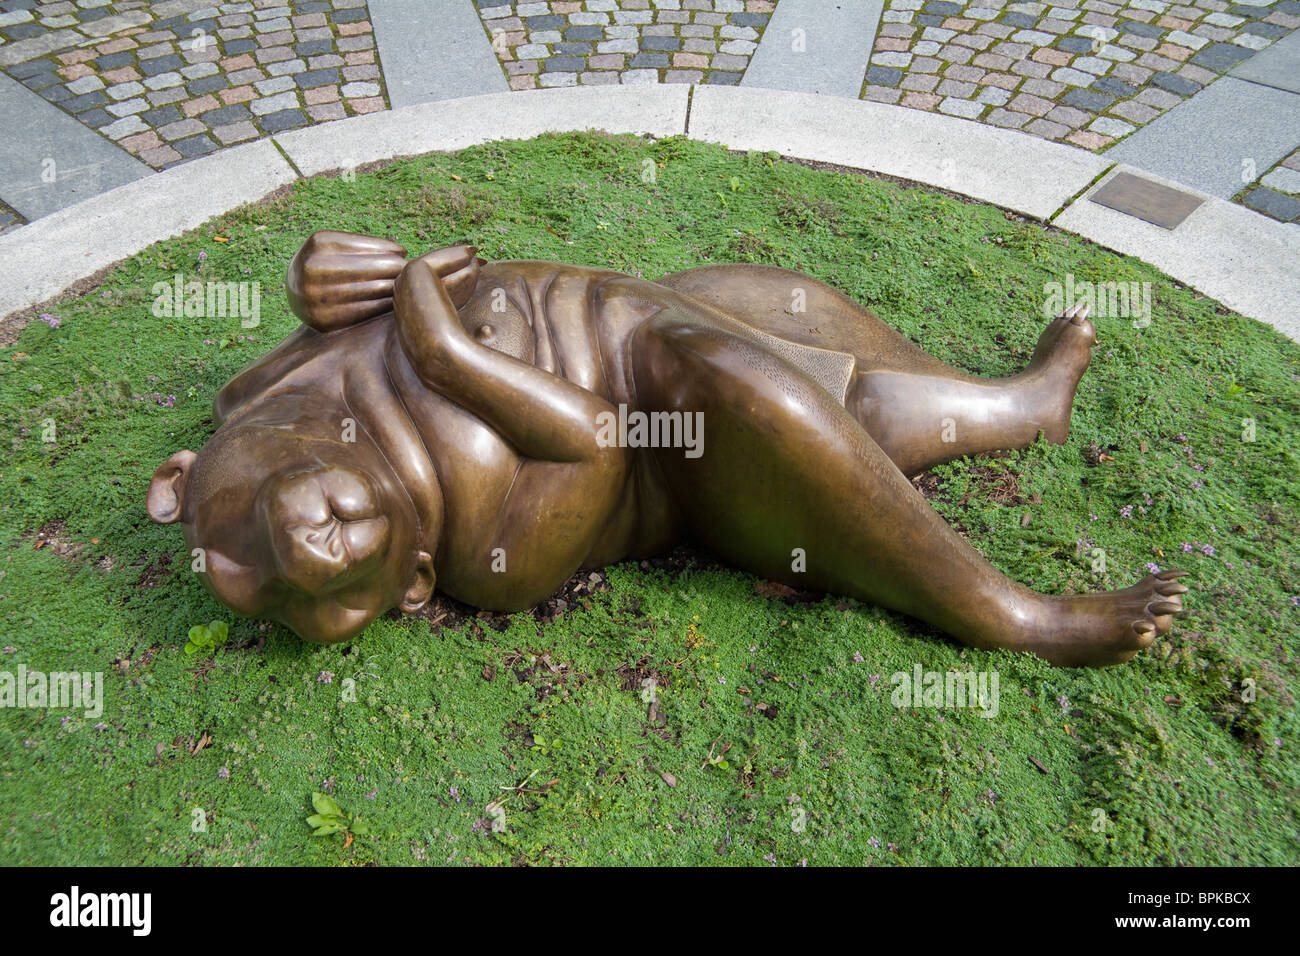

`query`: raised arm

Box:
[393,249,618,464]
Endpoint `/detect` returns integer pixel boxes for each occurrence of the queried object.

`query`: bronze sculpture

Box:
[147,231,1189,667]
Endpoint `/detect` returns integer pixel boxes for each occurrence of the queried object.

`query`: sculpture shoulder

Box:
[214,316,390,422]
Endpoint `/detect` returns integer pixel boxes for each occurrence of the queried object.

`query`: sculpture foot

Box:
[1028,570,1190,667]
[1026,303,1097,444]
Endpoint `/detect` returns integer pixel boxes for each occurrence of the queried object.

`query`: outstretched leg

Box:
[629,311,1186,667]
[659,264,1097,476]
[848,305,1097,475]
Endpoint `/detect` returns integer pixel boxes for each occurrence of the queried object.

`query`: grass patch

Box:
[0,132,1296,866]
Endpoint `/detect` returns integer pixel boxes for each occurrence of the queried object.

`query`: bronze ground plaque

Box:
[1089,171,1205,230]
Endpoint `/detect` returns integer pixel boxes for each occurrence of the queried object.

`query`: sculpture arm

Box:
[285,231,479,332]
[394,251,617,464]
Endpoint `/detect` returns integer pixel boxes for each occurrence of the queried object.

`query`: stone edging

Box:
[1,84,1296,340]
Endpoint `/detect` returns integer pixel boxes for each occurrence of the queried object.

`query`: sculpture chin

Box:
[197,549,268,617]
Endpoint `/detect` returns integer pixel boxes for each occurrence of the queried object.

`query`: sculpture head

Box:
[147,420,435,643]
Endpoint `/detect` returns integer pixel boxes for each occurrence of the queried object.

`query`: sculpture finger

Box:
[441,258,480,309]
[308,230,406,258]
[417,244,478,277]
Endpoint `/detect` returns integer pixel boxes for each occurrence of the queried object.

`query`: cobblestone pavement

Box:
[1239,147,1300,220]
[1,0,1296,224]
[475,0,774,89]
[862,0,1299,152]
[0,0,387,170]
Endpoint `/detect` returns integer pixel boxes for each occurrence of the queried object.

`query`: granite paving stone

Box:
[866,0,1297,149]
[1,0,389,172]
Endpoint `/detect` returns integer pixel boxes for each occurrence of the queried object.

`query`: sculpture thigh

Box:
[625,308,1038,646]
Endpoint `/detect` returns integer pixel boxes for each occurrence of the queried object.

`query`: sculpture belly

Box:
[458,264,614,399]
[454,265,680,563]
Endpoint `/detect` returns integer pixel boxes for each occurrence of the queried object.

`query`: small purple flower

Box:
[450,786,460,802]
[867,837,880,849]
[1201,545,1215,556]
[1089,513,1098,522]
[94,722,108,732]
[218,766,229,779]
[412,846,427,861]
[1181,543,1194,553]
[764,853,777,866]
[365,788,377,801]
[869,674,880,687]
[1120,505,1134,519]
[39,313,60,329]
[1190,481,1202,490]
[888,843,899,853]
[853,652,864,663]
[321,777,335,792]
[60,715,71,725]
[1146,563,1161,574]
[717,675,726,684]
[317,670,334,684]
[1057,694,1069,713]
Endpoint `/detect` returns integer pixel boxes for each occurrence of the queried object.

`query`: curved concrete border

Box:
[1,84,1296,341]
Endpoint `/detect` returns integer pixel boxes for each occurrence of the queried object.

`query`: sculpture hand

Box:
[393,245,484,382]
[286,230,409,332]
[433,246,482,310]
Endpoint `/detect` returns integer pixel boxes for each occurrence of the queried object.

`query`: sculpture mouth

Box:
[272,511,391,596]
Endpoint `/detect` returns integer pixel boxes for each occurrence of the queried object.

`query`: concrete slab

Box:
[741,0,884,99]
[688,85,1111,220]
[1230,28,1300,95]
[273,84,690,177]
[0,71,150,221]
[0,140,296,322]
[1054,164,1300,341]
[1104,76,1300,199]
[371,0,508,108]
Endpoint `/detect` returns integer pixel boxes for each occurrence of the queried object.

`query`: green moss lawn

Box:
[0,133,1296,865]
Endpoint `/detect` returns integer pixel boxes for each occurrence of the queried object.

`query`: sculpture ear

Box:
[147,450,197,524]
[399,550,435,612]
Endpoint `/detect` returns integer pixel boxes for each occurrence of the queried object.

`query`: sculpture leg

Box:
[657,265,1097,476]
[630,311,1186,667]
[846,306,1098,475]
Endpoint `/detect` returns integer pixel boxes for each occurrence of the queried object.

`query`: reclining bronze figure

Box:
[147,231,1189,667]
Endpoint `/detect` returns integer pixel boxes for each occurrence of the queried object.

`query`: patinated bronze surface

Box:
[147,231,1189,667]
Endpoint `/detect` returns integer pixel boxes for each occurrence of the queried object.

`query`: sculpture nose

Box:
[279,518,350,593]
[303,520,347,563]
